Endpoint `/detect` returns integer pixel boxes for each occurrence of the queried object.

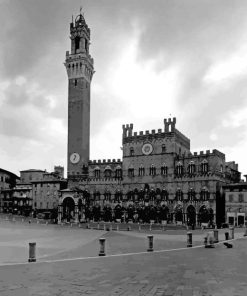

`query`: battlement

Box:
[164,117,176,133]
[122,118,179,140]
[192,149,225,158]
[89,159,122,165]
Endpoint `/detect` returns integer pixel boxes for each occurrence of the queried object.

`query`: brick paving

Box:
[0,229,246,295]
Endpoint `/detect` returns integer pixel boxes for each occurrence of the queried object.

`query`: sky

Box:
[1,0,247,177]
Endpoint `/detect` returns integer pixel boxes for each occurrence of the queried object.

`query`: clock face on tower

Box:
[70,152,80,164]
[142,143,153,155]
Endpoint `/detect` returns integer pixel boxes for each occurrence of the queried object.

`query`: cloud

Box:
[1,0,247,175]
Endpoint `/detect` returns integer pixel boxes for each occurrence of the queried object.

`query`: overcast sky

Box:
[1,0,247,177]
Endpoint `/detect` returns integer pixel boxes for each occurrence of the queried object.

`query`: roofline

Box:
[0,168,20,179]
[20,169,45,173]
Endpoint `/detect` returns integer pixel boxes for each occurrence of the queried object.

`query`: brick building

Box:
[0,168,19,213]
[59,11,240,226]
[223,177,247,226]
[1,168,66,217]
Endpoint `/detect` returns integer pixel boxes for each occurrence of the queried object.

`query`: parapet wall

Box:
[190,149,225,159]
[122,117,190,147]
[89,159,122,165]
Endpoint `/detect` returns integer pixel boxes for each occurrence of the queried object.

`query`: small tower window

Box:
[75,36,80,51]
[74,79,77,86]
[130,147,134,156]
[162,144,166,153]
[85,39,88,53]
[149,164,156,176]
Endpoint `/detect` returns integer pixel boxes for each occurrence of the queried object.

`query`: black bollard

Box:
[187,232,192,247]
[147,235,154,252]
[213,229,219,243]
[99,238,106,256]
[225,232,229,240]
[28,242,36,262]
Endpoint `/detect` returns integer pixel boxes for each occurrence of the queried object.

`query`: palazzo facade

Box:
[59,12,240,226]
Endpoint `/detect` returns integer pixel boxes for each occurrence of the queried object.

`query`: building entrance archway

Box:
[62,196,75,222]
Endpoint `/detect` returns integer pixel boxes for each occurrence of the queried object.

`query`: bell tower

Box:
[64,12,94,180]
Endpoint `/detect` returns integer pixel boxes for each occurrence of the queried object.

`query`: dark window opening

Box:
[85,39,88,53]
[128,168,134,177]
[74,79,77,86]
[75,36,80,51]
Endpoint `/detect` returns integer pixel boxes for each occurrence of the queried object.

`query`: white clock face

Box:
[70,153,80,164]
[142,143,153,155]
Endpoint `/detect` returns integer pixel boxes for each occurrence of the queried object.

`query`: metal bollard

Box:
[147,235,154,252]
[229,226,234,239]
[213,229,219,243]
[110,225,112,231]
[99,238,106,256]
[28,242,36,262]
[87,223,90,229]
[139,224,141,231]
[116,224,119,231]
[97,223,100,230]
[187,232,192,247]
[103,224,106,231]
[149,224,152,231]
[127,225,131,231]
[204,236,208,247]
[244,226,247,237]
[205,232,215,248]
[225,232,229,240]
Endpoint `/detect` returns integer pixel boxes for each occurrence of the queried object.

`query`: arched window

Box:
[188,161,196,175]
[201,159,208,173]
[149,164,156,176]
[127,191,134,201]
[162,144,166,153]
[176,189,183,201]
[94,167,100,178]
[139,165,145,176]
[128,165,134,177]
[114,190,122,202]
[115,166,122,178]
[104,165,112,178]
[104,192,111,201]
[188,188,196,201]
[75,36,80,51]
[200,188,209,201]
[93,191,101,201]
[161,189,169,201]
[161,164,168,176]
[130,147,134,156]
[176,162,183,176]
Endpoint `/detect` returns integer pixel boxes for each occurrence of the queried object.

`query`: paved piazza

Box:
[0,220,247,295]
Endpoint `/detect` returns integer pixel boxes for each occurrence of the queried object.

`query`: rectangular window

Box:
[239,194,244,203]
[229,194,233,202]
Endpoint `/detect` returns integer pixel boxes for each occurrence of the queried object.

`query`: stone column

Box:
[58,204,62,224]
[74,204,79,223]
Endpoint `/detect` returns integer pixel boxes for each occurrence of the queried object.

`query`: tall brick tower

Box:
[64,12,94,180]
